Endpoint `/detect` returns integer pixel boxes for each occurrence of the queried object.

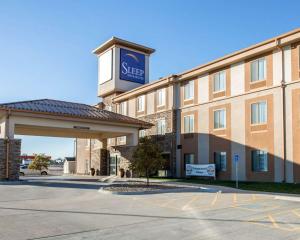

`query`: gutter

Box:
[277,40,287,183]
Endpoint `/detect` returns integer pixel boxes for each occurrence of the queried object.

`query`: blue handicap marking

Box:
[234,154,239,163]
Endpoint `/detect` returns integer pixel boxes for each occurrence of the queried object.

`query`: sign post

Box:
[234,154,239,189]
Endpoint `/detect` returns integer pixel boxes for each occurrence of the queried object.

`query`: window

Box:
[184,80,194,100]
[214,109,226,129]
[157,88,166,107]
[213,71,226,92]
[139,129,146,138]
[157,118,166,135]
[184,115,194,133]
[251,101,267,124]
[108,138,113,145]
[214,152,227,171]
[119,101,127,115]
[117,136,126,145]
[252,150,268,172]
[137,95,145,112]
[184,153,195,170]
[251,58,266,82]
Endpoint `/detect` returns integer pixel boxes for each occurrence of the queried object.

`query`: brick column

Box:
[100,139,108,175]
[0,139,21,180]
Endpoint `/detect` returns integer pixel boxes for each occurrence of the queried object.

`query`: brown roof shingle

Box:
[0,99,152,128]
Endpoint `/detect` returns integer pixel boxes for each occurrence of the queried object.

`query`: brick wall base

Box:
[0,139,21,180]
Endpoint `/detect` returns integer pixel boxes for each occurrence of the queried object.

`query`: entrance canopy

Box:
[0,99,152,145]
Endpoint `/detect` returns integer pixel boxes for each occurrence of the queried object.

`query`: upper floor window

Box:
[214,109,226,129]
[184,80,194,100]
[251,58,266,82]
[252,150,268,172]
[251,101,267,124]
[157,88,166,107]
[214,152,227,171]
[157,118,166,135]
[137,95,145,112]
[120,101,127,115]
[213,71,226,92]
[139,129,146,138]
[184,115,194,133]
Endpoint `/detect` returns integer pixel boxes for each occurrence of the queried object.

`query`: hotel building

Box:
[76,28,300,183]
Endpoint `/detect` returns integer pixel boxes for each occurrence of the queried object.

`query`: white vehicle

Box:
[19,165,48,176]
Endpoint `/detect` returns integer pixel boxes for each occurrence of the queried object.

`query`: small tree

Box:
[130,136,165,186]
[29,154,50,171]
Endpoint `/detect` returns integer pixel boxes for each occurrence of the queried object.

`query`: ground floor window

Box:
[139,129,146,138]
[214,152,227,171]
[251,150,268,172]
[157,118,166,135]
[117,136,126,145]
[184,153,195,170]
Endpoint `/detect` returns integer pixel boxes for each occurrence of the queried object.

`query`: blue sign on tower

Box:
[120,48,145,84]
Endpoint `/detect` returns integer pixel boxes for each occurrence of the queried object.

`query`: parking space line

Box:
[233,194,237,205]
[268,214,279,228]
[181,195,200,210]
[292,210,300,218]
[211,191,221,206]
[252,194,257,201]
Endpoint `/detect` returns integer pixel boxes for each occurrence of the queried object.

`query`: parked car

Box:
[19,164,48,176]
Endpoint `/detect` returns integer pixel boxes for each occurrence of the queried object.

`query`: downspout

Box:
[5,109,11,179]
[277,40,287,183]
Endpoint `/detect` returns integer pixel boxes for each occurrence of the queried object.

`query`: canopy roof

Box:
[0,99,152,128]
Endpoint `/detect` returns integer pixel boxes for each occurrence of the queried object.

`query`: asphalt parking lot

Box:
[0,176,300,240]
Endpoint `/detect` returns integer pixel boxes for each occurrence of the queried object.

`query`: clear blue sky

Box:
[0,0,299,158]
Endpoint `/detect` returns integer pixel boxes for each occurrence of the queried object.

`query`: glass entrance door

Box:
[109,154,120,176]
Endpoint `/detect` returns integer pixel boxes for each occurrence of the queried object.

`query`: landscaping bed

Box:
[101,181,194,194]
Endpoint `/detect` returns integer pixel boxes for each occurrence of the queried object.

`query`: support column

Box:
[0,114,15,139]
[100,139,108,175]
[0,139,21,180]
[0,113,19,180]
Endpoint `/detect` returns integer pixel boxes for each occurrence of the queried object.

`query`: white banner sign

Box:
[186,164,216,177]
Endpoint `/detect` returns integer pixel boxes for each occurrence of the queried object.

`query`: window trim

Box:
[183,114,195,133]
[250,101,267,126]
[137,95,145,112]
[157,88,166,107]
[250,57,267,83]
[213,108,227,130]
[117,136,126,145]
[251,149,268,172]
[119,101,127,115]
[214,151,227,172]
[139,129,146,138]
[213,70,226,93]
[184,80,195,101]
[184,153,195,170]
[157,118,166,135]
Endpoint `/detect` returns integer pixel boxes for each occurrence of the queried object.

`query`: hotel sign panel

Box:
[120,48,145,84]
